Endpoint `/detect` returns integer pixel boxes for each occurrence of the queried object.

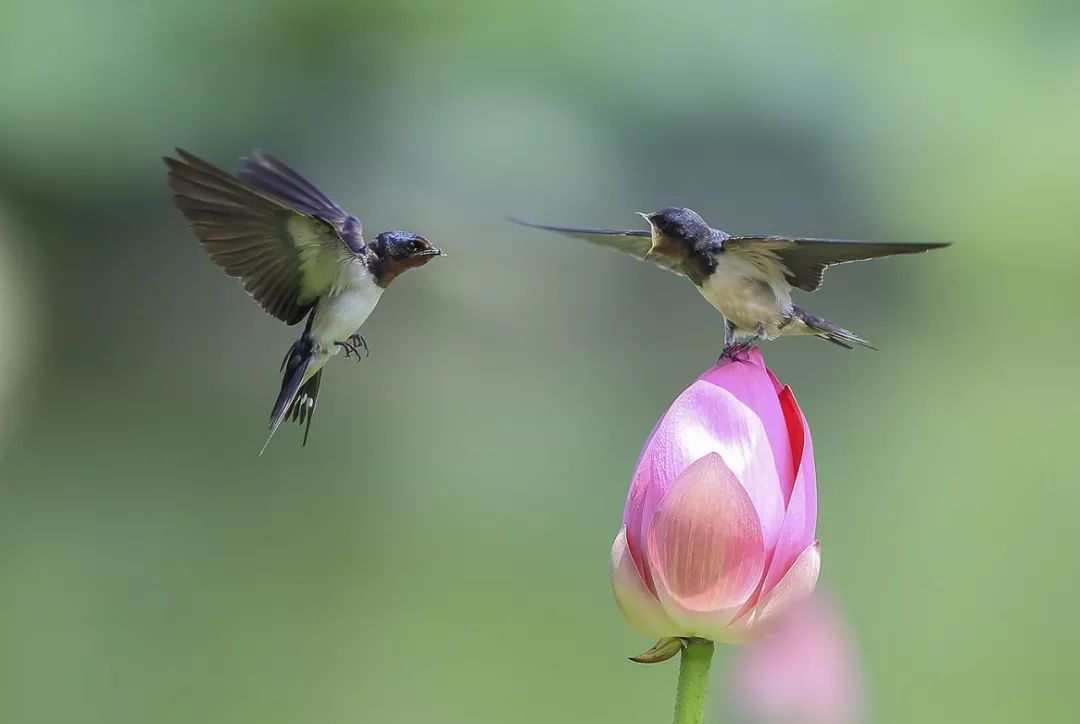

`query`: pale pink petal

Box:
[647,454,765,638]
[621,480,650,583]
[729,541,821,642]
[629,381,785,556]
[610,526,680,638]
[700,353,795,500]
[759,388,817,597]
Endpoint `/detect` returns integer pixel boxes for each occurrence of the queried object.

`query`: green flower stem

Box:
[671,639,715,724]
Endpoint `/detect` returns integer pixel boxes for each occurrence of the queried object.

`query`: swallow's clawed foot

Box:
[718,343,751,363]
[718,324,767,363]
[335,341,359,359]
[348,333,370,358]
[335,334,370,361]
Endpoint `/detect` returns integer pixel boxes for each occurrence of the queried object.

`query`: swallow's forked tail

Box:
[259,335,322,456]
[792,306,878,350]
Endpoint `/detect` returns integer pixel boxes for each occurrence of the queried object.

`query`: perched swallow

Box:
[510,207,948,355]
[165,149,443,453]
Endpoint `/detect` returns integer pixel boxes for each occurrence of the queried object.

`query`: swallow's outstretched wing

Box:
[508,216,685,276]
[237,150,364,252]
[165,148,363,325]
[723,236,951,292]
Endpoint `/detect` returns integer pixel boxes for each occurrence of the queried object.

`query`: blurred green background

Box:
[1,1,1077,722]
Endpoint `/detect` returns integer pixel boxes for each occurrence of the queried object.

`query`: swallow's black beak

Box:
[415,238,444,257]
[637,212,658,259]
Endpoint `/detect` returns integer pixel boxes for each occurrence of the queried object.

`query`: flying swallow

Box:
[165,149,443,453]
[510,207,948,356]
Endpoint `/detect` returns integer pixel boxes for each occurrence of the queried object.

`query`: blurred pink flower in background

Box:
[728,593,865,724]
[610,349,819,643]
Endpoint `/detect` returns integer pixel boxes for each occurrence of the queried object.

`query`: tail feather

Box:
[793,306,877,350]
[292,369,322,446]
[260,335,316,456]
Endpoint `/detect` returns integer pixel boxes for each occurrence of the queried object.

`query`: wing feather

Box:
[724,236,950,292]
[508,216,683,276]
[238,150,364,252]
[165,148,358,324]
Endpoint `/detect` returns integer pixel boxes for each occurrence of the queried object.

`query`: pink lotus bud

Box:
[729,594,864,724]
[610,349,819,643]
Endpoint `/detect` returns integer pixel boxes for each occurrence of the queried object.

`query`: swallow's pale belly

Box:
[312,284,383,351]
[696,255,797,338]
[297,282,383,387]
